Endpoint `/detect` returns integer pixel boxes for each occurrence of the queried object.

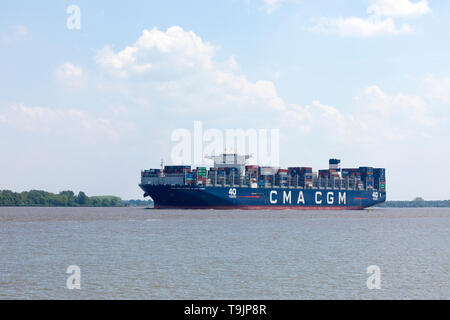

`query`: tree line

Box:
[0,190,122,207]
[377,198,450,207]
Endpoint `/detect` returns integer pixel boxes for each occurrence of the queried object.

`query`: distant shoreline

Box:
[0,190,153,207]
[376,200,450,207]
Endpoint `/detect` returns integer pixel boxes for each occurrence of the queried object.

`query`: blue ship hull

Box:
[140,184,386,210]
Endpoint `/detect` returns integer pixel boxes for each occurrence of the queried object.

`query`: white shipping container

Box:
[260,167,279,175]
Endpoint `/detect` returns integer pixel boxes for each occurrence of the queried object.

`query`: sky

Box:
[1,0,449,200]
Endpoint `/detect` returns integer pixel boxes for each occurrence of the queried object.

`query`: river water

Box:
[0,207,448,299]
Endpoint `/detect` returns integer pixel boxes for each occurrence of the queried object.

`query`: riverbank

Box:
[0,190,153,207]
[376,200,450,207]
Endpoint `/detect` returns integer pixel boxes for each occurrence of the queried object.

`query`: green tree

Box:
[91,198,101,207]
[59,191,76,206]
[110,198,118,206]
[77,191,88,206]
[0,190,125,207]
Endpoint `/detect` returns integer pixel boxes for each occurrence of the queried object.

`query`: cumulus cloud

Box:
[240,0,282,15]
[54,62,84,88]
[95,26,286,117]
[93,26,441,143]
[356,85,437,138]
[312,16,412,37]
[311,0,430,37]
[264,0,281,14]
[1,103,134,141]
[281,101,365,150]
[367,0,430,17]
[95,26,214,79]
[2,24,31,42]
[286,101,350,129]
[278,84,439,149]
[424,75,450,104]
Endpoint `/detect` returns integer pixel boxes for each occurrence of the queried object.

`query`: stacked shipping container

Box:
[196,167,207,185]
[287,167,313,187]
[143,159,385,191]
[164,165,191,174]
[276,169,289,187]
[359,167,374,189]
[374,168,386,191]
[142,169,161,177]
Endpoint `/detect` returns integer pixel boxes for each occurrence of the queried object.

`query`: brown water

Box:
[0,207,448,299]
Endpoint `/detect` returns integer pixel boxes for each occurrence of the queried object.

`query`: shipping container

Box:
[260,167,279,176]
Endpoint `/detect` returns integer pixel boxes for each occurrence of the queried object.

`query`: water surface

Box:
[0,207,448,299]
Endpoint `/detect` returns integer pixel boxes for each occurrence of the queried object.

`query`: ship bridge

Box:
[206,153,251,174]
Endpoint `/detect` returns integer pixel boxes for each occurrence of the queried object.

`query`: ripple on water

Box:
[0,207,449,299]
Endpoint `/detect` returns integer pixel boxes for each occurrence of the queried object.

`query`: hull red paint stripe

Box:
[153,205,365,210]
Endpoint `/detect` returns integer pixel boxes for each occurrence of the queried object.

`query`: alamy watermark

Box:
[366,265,381,290]
[66,265,81,289]
[171,121,280,166]
[66,5,81,30]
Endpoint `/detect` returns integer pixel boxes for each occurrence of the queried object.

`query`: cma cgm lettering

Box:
[140,154,386,210]
[269,190,347,205]
[268,190,347,205]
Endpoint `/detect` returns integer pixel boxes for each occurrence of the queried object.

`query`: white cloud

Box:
[54,62,84,88]
[2,24,30,42]
[13,25,29,37]
[424,75,450,104]
[286,101,350,129]
[279,84,438,148]
[226,55,238,70]
[358,85,436,128]
[264,0,281,14]
[2,103,134,141]
[239,0,283,15]
[367,0,430,17]
[55,62,83,79]
[95,26,286,116]
[312,16,412,37]
[96,26,214,79]
[93,26,441,141]
[312,0,430,37]
[215,72,285,111]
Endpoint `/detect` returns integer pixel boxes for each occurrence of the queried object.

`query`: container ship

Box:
[139,154,386,210]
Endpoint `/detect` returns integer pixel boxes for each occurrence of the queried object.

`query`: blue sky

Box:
[1,0,449,200]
